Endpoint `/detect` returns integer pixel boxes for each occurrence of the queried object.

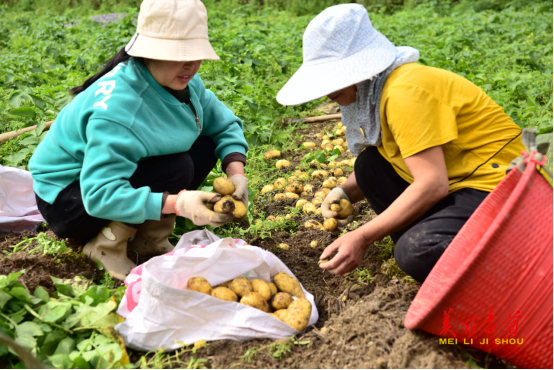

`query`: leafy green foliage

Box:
[5,232,68,258]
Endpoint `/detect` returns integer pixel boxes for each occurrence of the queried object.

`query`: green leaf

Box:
[54,337,75,355]
[4,73,14,83]
[8,92,31,108]
[41,330,67,356]
[8,107,36,118]
[48,353,73,369]
[15,322,43,350]
[19,136,38,146]
[0,290,12,309]
[33,286,50,303]
[315,152,326,163]
[35,121,46,136]
[8,271,24,284]
[81,285,111,306]
[5,149,30,167]
[63,298,117,329]
[9,287,41,305]
[42,302,71,323]
[29,95,46,110]
[72,356,91,369]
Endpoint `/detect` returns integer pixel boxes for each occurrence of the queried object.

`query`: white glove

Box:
[228,174,249,219]
[175,191,234,227]
[321,187,354,227]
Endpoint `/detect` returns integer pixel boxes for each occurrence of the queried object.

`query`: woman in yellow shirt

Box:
[277,4,524,282]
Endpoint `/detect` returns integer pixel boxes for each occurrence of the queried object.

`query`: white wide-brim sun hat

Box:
[277,4,396,106]
[125,0,219,62]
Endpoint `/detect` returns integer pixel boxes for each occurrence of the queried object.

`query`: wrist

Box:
[335,187,350,201]
[163,194,178,215]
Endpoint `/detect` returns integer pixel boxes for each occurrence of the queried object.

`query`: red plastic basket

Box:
[405,153,553,369]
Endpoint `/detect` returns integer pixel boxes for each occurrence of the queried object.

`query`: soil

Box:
[1,102,515,369]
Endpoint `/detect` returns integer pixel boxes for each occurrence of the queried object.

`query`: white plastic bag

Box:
[0,165,44,233]
[115,230,319,351]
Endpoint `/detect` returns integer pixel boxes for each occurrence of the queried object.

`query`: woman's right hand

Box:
[321,187,354,227]
[172,191,234,226]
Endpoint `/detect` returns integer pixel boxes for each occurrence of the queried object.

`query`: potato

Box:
[303,142,316,148]
[268,282,278,298]
[348,158,356,166]
[342,141,349,148]
[314,188,331,199]
[274,178,287,189]
[298,172,310,181]
[276,216,284,222]
[296,199,308,208]
[330,203,341,212]
[276,160,291,168]
[231,198,247,219]
[333,168,343,176]
[261,184,275,194]
[335,129,345,136]
[334,145,344,153]
[269,313,281,320]
[213,177,235,196]
[214,197,235,214]
[270,292,294,310]
[274,272,305,298]
[274,193,287,201]
[285,214,292,219]
[316,133,323,138]
[229,276,253,298]
[252,279,272,301]
[284,298,312,331]
[214,280,232,288]
[322,179,337,189]
[328,161,337,168]
[285,192,299,199]
[300,191,308,197]
[286,181,303,194]
[303,203,317,215]
[305,220,323,229]
[287,176,298,183]
[332,138,344,145]
[310,241,318,248]
[324,218,338,231]
[274,309,287,321]
[278,243,290,250]
[337,122,343,127]
[322,135,330,141]
[263,149,281,161]
[338,176,348,185]
[294,170,303,176]
[211,287,238,302]
[320,139,331,148]
[312,197,324,206]
[323,143,334,151]
[188,277,212,295]
[338,199,354,218]
[240,292,269,312]
[311,170,329,179]
[315,208,322,216]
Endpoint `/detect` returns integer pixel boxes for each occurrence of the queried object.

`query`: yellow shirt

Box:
[378,63,524,194]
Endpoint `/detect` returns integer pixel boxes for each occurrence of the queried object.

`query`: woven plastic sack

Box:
[115,230,318,351]
[405,154,553,369]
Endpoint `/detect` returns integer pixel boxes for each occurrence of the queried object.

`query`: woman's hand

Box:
[226,162,248,219]
[321,188,353,227]
[173,191,234,226]
[318,229,369,275]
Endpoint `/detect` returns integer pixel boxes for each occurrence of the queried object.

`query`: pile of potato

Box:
[187,272,312,331]
[208,177,247,219]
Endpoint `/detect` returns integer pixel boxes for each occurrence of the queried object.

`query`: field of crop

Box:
[0,0,552,368]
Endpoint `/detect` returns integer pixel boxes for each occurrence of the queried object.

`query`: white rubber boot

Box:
[83,221,137,281]
[128,215,176,258]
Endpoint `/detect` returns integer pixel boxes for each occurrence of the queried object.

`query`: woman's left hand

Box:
[228,174,248,217]
[318,230,368,275]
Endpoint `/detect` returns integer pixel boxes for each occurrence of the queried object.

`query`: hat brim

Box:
[276,31,396,106]
[126,34,220,61]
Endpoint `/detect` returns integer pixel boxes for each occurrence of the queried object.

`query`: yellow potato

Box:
[332,138,344,145]
[310,241,318,248]
[315,208,322,216]
[211,287,238,302]
[276,216,284,222]
[323,143,334,151]
[304,220,322,229]
[303,203,317,215]
[287,176,298,183]
[274,193,287,201]
[300,191,308,197]
[229,276,253,298]
[328,161,337,168]
[274,309,287,321]
[214,280,232,288]
[270,292,294,310]
[240,292,269,312]
[294,170,303,176]
[335,129,345,136]
[269,313,280,320]
[261,184,275,194]
[284,298,312,331]
[188,277,212,295]
[337,122,343,128]
[303,142,316,148]
[214,197,235,214]
[263,149,281,161]
[266,215,276,221]
[322,179,337,189]
[273,272,305,298]
[312,197,324,206]
[348,158,356,166]
[285,214,292,219]
[252,279,272,301]
[322,135,330,141]
[296,199,308,208]
[316,133,323,138]
[333,168,343,176]
[274,178,287,189]
[338,199,354,218]
[298,172,310,181]
[342,142,349,148]
[231,198,247,219]
[278,243,290,250]
[213,177,235,196]
[286,181,303,194]
[268,282,278,298]
[330,203,341,212]
[324,218,338,231]
[334,145,344,153]
[337,176,348,185]
[285,192,299,199]
[276,160,291,168]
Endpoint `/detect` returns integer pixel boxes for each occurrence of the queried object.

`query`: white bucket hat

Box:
[125,0,219,61]
[276,4,396,106]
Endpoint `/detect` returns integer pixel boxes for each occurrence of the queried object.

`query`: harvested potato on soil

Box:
[320,139,331,148]
[274,272,305,298]
[305,219,323,229]
[310,241,318,248]
[338,199,354,218]
[323,143,334,151]
[336,129,345,136]
[337,176,348,185]
[213,177,235,195]
[296,199,308,208]
[311,170,329,179]
[276,160,291,168]
[315,208,322,215]
[274,309,287,321]
[285,214,292,219]
[348,158,356,166]
[263,149,281,161]
[300,191,308,196]
[276,216,284,222]
[268,282,278,297]
[316,133,323,138]
[252,279,272,301]
[284,298,312,331]
[278,243,290,250]
[303,142,316,148]
[270,292,294,310]
[229,276,253,298]
[211,287,238,302]
[266,215,276,221]
[312,197,324,206]
[298,172,310,181]
[332,138,344,145]
[322,178,337,189]
[287,176,298,183]
[261,184,275,194]
[334,145,344,153]
[188,277,212,295]
[274,178,287,189]
[274,193,287,201]
[240,292,269,312]
[328,161,337,168]
[303,202,317,214]
[324,218,338,231]
[322,135,330,141]
[285,192,299,199]
[333,168,343,176]
[286,181,303,194]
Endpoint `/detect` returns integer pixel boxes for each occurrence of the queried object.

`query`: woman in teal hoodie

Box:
[29,0,249,280]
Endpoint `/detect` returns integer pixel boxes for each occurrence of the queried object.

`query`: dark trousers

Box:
[354,146,489,283]
[36,137,218,245]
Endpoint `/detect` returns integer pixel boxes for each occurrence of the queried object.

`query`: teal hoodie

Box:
[29,57,248,224]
